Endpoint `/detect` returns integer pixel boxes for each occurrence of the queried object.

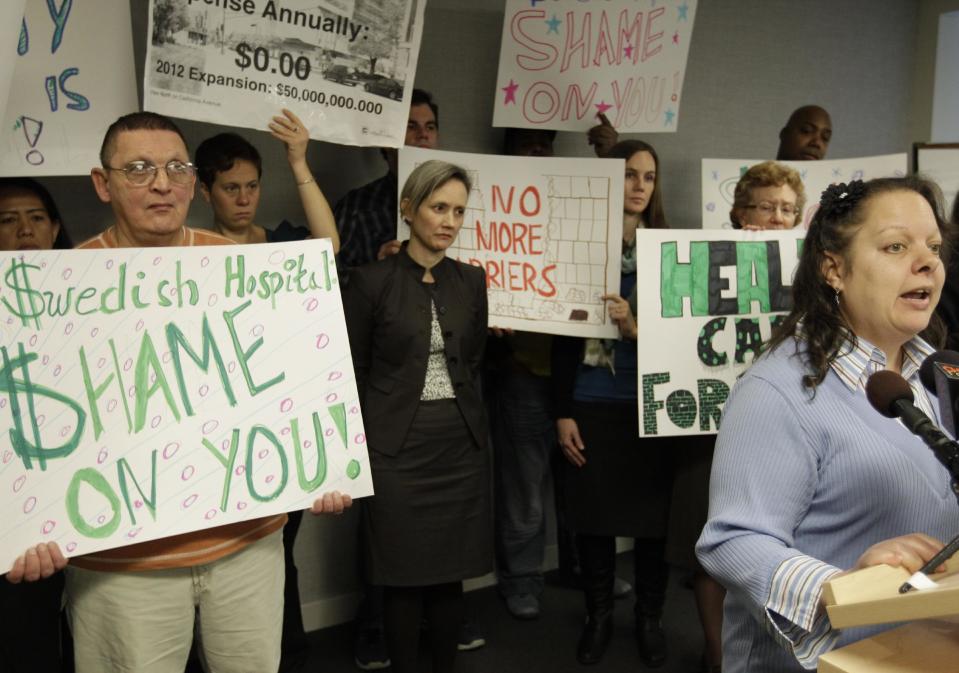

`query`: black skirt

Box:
[364,399,492,586]
[563,400,673,538]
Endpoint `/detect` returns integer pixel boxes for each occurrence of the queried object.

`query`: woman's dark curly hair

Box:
[766,175,952,389]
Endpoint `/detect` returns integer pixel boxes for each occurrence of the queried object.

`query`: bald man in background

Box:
[775,105,832,161]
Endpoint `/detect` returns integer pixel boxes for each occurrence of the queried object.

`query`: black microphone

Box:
[866,370,959,486]
[919,350,959,437]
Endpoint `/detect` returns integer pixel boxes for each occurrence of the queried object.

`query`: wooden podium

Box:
[818,558,959,672]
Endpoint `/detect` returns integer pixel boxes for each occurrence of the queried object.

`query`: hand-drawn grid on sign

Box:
[0,240,372,572]
[397,146,624,339]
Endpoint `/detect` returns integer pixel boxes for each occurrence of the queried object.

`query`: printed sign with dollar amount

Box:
[143,0,425,147]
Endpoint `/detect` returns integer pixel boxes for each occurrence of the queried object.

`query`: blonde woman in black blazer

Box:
[345,160,488,673]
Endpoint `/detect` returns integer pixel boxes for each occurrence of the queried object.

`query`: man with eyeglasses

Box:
[83,112,226,248]
[7,111,352,673]
[729,161,807,231]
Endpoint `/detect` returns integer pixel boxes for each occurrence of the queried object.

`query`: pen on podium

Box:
[899,535,959,594]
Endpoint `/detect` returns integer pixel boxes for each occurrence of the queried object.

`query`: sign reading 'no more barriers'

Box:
[0,240,372,572]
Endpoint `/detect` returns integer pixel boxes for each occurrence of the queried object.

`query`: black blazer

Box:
[345,249,488,456]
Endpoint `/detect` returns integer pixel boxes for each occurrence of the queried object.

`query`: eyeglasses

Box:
[745,202,798,218]
[105,160,196,186]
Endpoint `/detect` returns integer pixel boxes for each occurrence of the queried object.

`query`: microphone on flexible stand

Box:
[866,370,959,470]
[866,370,959,592]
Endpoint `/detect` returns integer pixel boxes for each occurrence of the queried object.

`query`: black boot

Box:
[635,613,667,668]
[576,612,613,665]
[634,537,669,668]
[576,535,616,665]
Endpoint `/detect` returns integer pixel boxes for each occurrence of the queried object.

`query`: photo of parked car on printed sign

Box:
[322,65,404,100]
[363,77,403,100]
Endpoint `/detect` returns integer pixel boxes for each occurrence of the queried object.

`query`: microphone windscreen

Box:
[919,350,959,392]
[866,370,914,418]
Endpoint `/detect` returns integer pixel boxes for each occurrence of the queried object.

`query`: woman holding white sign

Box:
[553,139,676,668]
[345,160,489,673]
[697,177,955,672]
[0,177,70,673]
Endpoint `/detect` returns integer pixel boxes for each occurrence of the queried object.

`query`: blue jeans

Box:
[491,366,555,597]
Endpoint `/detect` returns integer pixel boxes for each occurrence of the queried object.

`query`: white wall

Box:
[910,0,959,146]
[931,10,959,142]
[30,0,942,628]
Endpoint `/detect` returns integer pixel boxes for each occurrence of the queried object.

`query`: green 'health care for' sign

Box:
[0,240,372,571]
[635,229,805,437]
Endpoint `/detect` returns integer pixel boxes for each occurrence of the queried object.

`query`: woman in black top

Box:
[345,160,489,673]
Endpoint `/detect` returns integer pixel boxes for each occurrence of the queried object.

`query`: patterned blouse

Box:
[420,300,456,400]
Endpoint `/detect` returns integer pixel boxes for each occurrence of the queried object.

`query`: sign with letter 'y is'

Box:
[1,0,137,176]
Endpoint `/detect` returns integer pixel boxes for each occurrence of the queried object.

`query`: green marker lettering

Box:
[203,429,241,512]
[116,450,158,525]
[166,314,237,416]
[79,340,132,440]
[1,344,85,471]
[245,425,289,502]
[133,330,181,433]
[223,300,285,397]
[290,413,327,492]
[65,468,121,539]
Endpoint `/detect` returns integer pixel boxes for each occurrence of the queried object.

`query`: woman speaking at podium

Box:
[697,176,957,671]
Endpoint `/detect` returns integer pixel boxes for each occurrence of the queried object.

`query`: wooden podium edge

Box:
[824,559,959,629]
[818,617,959,673]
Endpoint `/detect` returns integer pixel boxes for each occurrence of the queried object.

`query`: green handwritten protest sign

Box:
[636,229,804,437]
[0,239,371,570]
